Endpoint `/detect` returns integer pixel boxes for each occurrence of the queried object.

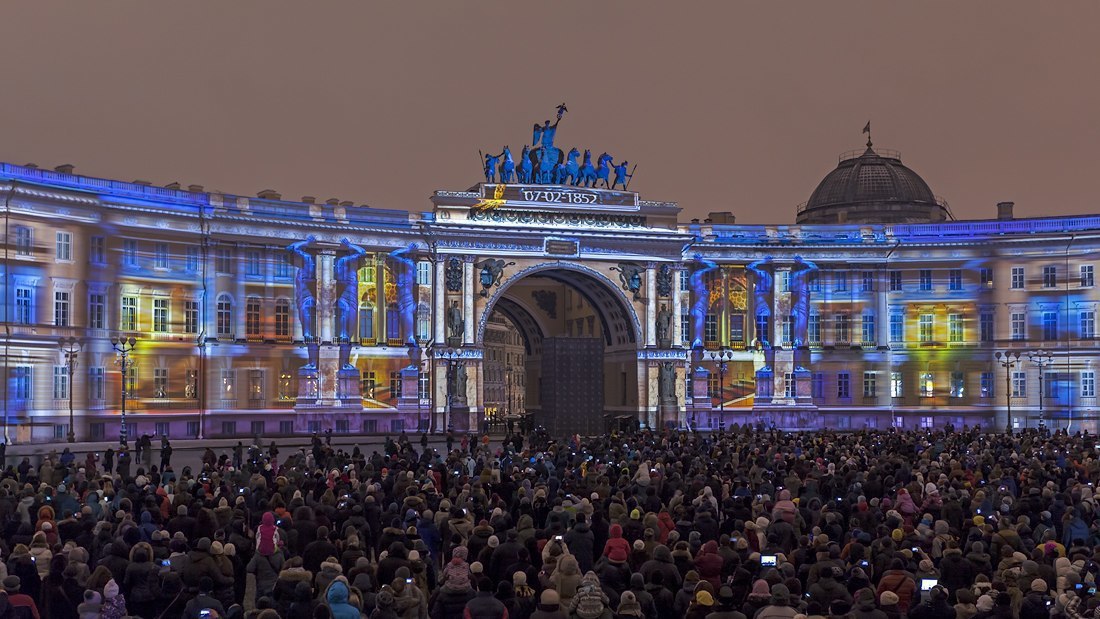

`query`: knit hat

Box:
[617,591,643,616]
[488,535,499,548]
[880,591,900,606]
[377,589,394,607]
[696,590,715,606]
[453,546,468,560]
[771,584,791,605]
[977,595,994,612]
[1,576,19,593]
[471,561,484,574]
[632,539,645,551]
[891,529,904,542]
[513,571,527,586]
[104,579,120,600]
[919,559,933,572]
[1031,579,1048,593]
[541,589,560,606]
[408,550,420,562]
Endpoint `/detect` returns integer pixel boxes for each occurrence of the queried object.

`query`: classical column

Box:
[434,257,446,344]
[878,268,890,348]
[317,251,336,343]
[771,267,781,350]
[672,269,684,347]
[463,257,475,345]
[645,263,657,347]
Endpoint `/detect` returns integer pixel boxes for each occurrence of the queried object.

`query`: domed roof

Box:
[797,143,947,224]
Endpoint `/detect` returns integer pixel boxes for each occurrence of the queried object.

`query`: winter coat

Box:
[326,580,362,619]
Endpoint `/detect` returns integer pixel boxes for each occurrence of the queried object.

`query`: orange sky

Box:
[2,2,1098,224]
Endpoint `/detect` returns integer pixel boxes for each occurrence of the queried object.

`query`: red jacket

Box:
[602,524,631,558]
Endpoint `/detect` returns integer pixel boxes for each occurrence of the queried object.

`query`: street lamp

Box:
[57,337,82,443]
[1029,349,1055,433]
[111,336,138,446]
[995,351,1022,434]
[438,347,463,432]
[716,347,734,432]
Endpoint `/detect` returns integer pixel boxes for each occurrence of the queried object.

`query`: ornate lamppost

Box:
[111,336,138,446]
[1029,349,1054,433]
[995,351,1021,434]
[438,347,463,432]
[716,347,734,432]
[57,337,81,443]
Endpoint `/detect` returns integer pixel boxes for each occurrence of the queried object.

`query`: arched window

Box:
[416,303,431,342]
[245,296,262,338]
[386,303,400,344]
[359,295,375,342]
[274,300,291,339]
[216,294,234,337]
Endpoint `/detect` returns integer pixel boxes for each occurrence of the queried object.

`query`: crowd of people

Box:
[0,425,1099,619]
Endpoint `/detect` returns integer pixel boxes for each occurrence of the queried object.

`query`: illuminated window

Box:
[246,297,262,337]
[919,270,933,292]
[980,312,994,342]
[419,372,431,399]
[1011,312,1026,341]
[1042,311,1058,340]
[980,372,993,398]
[14,287,32,324]
[980,268,994,288]
[809,314,821,344]
[416,261,432,286]
[1011,371,1026,398]
[154,368,168,398]
[416,304,431,342]
[919,314,933,342]
[891,372,903,398]
[121,296,138,331]
[386,304,400,341]
[837,372,850,399]
[729,313,745,344]
[153,298,169,333]
[54,291,70,327]
[89,293,105,330]
[680,272,689,292]
[1082,265,1094,288]
[920,417,934,429]
[362,371,377,398]
[1043,265,1057,288]
[274,251,291,278]
[185,301,199,334]
[949,314,963,343]
[1082,311,1096,340]
[834,272,848,292]
[1083,371,1096,398]
[889,270,902,292]
[186,370,198,399]
[863,372,877,398]
[781,315,792,347]
[53,366,69,400]
[185,246,200,272]
[949,269,962,291]
[861,315,875,345]
[11,367,31,401]
[862,271,874,292]
[216,295,233,337]
[681,315,690,343]
[390,371,402,398]
[246,250,263,277]
[154,243,169,270]
[221,369,236,401]
[123,239,139,267]
[248,370,264,403]
[784,373,794,398]
[88,367,105,401]
[13,226,32,256]
[834,314,850,345]
[55,231,72,262]
[950,372,964,398]
[755,314,769,345]
[275,300,291,338]
[889,314,904,342]
[90,236,106,265]
[781,271,791,293]
[920,372,934,397]
[359,297,375,341]
[278,372,294,400]
[1011,267,1024,289]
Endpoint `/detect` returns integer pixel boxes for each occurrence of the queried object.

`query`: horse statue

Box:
[517,145,533,183]
[483,151,502,183]
[553,148,581,185]
[596,153,614,188]
[576,149,597,187]
[532,118,564,183]
[499,146,515,183]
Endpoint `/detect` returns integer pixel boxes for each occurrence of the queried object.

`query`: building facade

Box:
[2,142,1098,443]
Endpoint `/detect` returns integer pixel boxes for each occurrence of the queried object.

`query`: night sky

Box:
[2,2,1098,223]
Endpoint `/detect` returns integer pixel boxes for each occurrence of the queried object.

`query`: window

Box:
[980,372,994,398]
[808,272,820,293]
[680,272,689,292]
[837,372,850,399]
[274,251,291,278]
[416,304,431,342]
[416,261,432,286]
[86,236,105,265]
[55,231,72,261]
[780,271,791,293]
[279,420,294,435]
[186,370,198,399]
[185,246,200,272]
[1012,371,1026,398]
[861,315,875,345]
[920,372,934,397]
[418,371,430,400]
[811,372,824,399]
[951,372,964,398]
[891,372,903,398]
[154,368,168,398]
[13,226,32,256]
[980,268,994,288]
[390,371,402,398]
[245,250,262,277]
[14,287,32,324]
[919,314,933,342]
[1082,310,1096,339]
[889,270,902,292]
[125,365,137,395]
[185,301,199,334]
[755,314,769,346]
[216,295,233,337]
[949,313,963,343]
[919,269,933,292]
[729,313,745,344]
[362,371,377,398]
[154,243,169,269]
[221,369,236,402]
[980,312,994,342]
[215,247,233,274]
[123,239,138,267]
[359,299,375,340]
[781,315,792,347]
[248,369,264,403]
[889,314,904,343]
[246,297,262,337]
[275,300,291,338]
[834,271,848,292]
[54,425,68,441]
[834,314,850,345]
[861,271,874,292]
[1042,311,1058,340]
[186,421,200,438]
[920,417,934,429]
[704,314,718,345]
[54,290,70,327]
[1083,371,1096,398]
[1082,265,1095,288]
[681,315,690,345]
[221,421,237,436]
[1011,267,1024,289]
[155,422,171,437]
[949,269,962,291]
[1011,312,1026,341]
[53,366,69,400]
[389,419,404,433]
[386,304,401,341]
[153,298,169,333]
[89,293,105,330]
[808,314,820,344]
[1043,265,1057,288]
[11,366,31,402]
[863,371,877,398]
[88,367,105,401]
[784,372,794,398]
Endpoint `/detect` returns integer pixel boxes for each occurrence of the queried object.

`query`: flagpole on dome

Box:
[862,121,872,150]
